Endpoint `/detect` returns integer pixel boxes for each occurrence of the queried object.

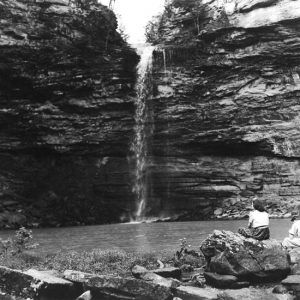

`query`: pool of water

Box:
[0,219,291,254]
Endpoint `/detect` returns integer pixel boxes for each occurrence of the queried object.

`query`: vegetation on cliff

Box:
[145,0,207,44]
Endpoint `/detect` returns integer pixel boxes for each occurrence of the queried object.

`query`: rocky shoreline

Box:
[0,230,299,299]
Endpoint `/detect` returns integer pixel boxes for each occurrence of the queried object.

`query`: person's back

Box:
[249,210,269,228]
[238,198,270,241]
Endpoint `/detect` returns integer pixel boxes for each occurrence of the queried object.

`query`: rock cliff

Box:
[0,0,139,227]
[146,0,300,220]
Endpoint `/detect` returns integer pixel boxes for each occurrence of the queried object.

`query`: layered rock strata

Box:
[0,0,139,227]
[146,0,300,219]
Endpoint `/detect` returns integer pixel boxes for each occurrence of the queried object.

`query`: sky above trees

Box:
[99,0,165,44]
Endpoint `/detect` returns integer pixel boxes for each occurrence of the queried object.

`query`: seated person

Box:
[282,214,300,249]
[238,198,270,240]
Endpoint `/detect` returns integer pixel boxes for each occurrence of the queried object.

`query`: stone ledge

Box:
[0,266,78,300]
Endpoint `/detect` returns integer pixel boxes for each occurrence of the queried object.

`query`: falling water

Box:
[131,45,155,221]
[162,49,167,75]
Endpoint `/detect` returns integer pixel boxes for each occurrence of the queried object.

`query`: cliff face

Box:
[147,0,300,219]
[0,0,139,227]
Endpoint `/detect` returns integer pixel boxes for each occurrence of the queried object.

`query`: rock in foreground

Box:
[0,266,77,300]
[200,230,290,284]
[64,270,173,300]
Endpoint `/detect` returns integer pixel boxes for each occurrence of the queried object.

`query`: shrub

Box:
[0,227,37,257]
[174,238,205,268]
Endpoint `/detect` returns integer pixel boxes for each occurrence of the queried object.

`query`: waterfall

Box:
[162,49,167,75]
[131,45,155,221]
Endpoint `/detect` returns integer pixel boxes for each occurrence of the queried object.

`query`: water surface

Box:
[0,219,291,254]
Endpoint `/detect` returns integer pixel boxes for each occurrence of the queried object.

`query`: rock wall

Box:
[146,0,300,220]
[0,0,139,227]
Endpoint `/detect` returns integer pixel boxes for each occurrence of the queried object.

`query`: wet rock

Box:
[63,270,93,282]
[273,285,289,294]
[174,286,219,300]
[200,230,290,282]
[180,264,194,273]
[0,212,26,228]
[152,267,182,280]
[139,272,180,289]
[2,201,19,207]
[214,208,223,216]
[230,281,250,289]
[76,290,92,300]
[132,265,181,280]
[182,274,206,288]
[131,265,148,278]
[203,272,238,289]
[282,275,300,293]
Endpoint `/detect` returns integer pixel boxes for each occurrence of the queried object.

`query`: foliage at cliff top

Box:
[145,0,208,44]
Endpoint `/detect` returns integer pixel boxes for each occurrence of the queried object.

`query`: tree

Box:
[118,21,129,43]
[109,0,115,9]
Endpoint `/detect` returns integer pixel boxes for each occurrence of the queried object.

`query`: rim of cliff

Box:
[0,0,139,103]
[146,0,300,47]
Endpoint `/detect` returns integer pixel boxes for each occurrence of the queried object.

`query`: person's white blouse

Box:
[289,220,300,237]
[249,210,269,228]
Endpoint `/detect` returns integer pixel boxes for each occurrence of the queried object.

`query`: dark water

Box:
[0,219,291,254]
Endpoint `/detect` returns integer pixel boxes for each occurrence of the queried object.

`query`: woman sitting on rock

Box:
[238,198,270,240]
[282,214,300,249]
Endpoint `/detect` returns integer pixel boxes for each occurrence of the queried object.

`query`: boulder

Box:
[132,265,181,280]
[64,270,173,300]
[273,285,289,294]
[230,281,250,289]
[290,264,300,276]
[282,275,300,293]
[76,290,92,300]
[174,286,219,300]
[200,230,290,283]
[152,267,182,280]
[218,287,294,300]
[131,265,148,278]
[0,266,77,300]
[203,272,238,289]
[136,272,180,289]
[214,208,223,216]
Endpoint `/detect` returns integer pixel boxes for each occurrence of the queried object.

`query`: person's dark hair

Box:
[253,199,265,212]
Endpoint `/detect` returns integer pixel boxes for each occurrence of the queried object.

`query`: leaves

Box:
[0,227,37,257]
